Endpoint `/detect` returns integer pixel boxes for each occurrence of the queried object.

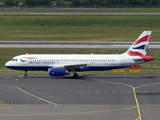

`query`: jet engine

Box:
[49,68,70,76]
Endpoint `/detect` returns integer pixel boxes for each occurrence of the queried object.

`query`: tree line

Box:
[1,0,160,7]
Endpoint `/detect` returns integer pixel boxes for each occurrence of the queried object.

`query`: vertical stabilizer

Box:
[125,31,152,56]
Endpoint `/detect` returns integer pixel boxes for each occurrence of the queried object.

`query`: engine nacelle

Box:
[49,68,70,76]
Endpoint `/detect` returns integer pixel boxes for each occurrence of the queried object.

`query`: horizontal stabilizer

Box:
[134,56,154,62]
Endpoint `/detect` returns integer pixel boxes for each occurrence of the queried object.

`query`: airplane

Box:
[5,31,154,78]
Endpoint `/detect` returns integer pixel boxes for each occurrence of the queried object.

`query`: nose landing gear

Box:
[23,70,27,78]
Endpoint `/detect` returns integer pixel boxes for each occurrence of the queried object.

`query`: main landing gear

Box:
[72,69,78,79]
[23,70,27,78]
[73,73,78,79]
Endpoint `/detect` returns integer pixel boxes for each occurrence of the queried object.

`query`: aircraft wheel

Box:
[23,70,27,78]
[73,73,78,79]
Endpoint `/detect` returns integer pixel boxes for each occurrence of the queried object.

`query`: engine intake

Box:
[49,68,70,76]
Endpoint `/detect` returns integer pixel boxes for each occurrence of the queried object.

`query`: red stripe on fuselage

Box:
[21,57,37,59]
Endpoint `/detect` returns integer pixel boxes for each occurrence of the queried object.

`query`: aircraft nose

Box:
[5,61,11,68]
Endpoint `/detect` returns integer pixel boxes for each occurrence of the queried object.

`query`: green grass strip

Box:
[0,15,159,41]
[0,100,9,105]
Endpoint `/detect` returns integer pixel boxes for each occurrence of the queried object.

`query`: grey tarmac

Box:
[0,74,160,120]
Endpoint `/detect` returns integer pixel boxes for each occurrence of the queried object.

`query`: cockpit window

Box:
[11,59,18,61]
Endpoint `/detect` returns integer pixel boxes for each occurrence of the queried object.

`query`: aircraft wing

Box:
[64,64,87,70]
[48,63,87,70]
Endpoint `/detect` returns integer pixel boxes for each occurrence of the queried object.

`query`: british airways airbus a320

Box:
[5,31,154,78]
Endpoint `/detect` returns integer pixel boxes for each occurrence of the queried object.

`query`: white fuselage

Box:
[5,54,143,72]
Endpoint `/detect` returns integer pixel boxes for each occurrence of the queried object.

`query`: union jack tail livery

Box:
[124,31,154,62]
[126,31,151,56]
